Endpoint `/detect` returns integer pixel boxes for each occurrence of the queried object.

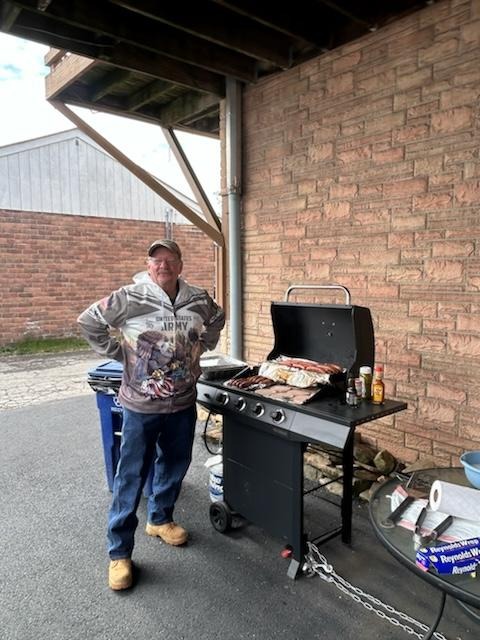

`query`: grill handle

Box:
[284,284,351,305]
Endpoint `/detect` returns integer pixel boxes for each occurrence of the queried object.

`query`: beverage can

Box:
[359,365,372,399]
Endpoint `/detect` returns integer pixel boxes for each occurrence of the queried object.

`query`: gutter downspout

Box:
[225,78,242,360]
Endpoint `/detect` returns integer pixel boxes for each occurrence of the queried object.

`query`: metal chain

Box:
[304,542,449,640]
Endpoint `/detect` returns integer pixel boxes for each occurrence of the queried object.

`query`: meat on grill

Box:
[258,357,343,389]
[226,375,276,390]
[255,384,321,404]
[275,356,343,374]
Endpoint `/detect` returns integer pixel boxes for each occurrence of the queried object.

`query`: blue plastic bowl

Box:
[460,451,480,489]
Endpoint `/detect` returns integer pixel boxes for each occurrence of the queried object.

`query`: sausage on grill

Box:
[226,375,275,390]
[276,357,342,374]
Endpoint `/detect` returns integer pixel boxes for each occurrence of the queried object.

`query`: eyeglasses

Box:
[148,257,180,267]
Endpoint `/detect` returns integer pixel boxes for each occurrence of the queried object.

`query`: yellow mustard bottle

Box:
[371,364,385,405]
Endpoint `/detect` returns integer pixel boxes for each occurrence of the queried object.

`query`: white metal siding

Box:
[0,131,189,223]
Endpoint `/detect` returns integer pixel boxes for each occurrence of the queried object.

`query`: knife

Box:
[381,494,415,529]
[413,506,428,549]
[416,515,454,548]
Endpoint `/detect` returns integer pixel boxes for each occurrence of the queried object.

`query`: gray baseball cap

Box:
[148,239,182,260]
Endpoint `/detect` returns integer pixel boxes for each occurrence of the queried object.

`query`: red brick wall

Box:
[0,209,216,345]
[241,0,480,464]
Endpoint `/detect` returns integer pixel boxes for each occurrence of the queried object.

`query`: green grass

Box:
[0,336,90,356]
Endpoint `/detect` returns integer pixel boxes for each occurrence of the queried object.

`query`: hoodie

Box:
[78,271,225,414]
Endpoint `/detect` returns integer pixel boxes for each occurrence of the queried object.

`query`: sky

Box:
[0,33,221,208]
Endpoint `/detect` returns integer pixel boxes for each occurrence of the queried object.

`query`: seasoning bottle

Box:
[371,365,385,405]
[354,377,363,399]
[346,378,359,407]
[359,366,372,400]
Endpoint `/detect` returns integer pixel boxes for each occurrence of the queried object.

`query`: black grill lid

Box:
[267,301,375,379]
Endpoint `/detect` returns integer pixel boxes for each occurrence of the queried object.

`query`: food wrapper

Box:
[416,538,480,575]
[258,361,331,388]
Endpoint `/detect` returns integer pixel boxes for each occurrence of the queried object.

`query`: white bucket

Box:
[208,463,224,502]
[205,454,224,502]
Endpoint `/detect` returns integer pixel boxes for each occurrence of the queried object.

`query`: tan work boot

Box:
[108,558,133,591]
[145,522,188,546]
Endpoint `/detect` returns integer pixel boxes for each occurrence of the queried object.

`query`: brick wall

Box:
[241,0,480,464]
[0,209,216,345]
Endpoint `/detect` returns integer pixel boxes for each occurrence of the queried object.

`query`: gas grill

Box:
[197,285,407,578]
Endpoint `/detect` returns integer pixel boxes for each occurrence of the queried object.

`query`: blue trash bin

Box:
[87,360,153,496]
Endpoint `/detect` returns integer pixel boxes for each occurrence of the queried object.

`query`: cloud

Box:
[0,63,23,80]
[0,33,48,79]
[0,33,220,207]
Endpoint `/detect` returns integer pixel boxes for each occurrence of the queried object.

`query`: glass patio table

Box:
[369,467,480,639]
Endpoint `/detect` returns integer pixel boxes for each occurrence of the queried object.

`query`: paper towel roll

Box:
[429,480,480,521]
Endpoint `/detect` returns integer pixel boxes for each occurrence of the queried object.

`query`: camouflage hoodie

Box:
[77,271,225,413]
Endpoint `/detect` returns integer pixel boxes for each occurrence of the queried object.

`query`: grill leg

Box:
[287,442,306,579]
[341,430,354,543]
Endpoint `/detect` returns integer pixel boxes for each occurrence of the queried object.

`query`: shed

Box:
[0,127,199,223]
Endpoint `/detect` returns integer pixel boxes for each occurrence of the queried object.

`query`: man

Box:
[78,239,225,590]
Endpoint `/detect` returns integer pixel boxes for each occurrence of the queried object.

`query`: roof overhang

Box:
[1,0,430,135]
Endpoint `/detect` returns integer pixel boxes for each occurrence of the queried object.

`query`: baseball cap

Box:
[147,239,182,260]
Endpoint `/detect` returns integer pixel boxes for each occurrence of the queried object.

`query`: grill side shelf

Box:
[294,397,408,427]
[197,378,406,428]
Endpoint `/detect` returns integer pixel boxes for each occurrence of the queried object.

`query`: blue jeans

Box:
[107,405,196,559]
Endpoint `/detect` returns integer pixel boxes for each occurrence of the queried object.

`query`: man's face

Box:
[147,247,183,292]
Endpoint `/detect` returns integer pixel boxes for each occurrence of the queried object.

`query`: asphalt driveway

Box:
[0,352,476,640]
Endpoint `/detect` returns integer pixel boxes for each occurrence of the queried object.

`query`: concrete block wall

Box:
[0,209,216,346]
[241,0,480,464]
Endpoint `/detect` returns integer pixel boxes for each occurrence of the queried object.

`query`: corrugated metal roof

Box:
[0,128,200,223]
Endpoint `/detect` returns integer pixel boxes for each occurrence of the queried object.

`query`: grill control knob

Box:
[253,402,265,417]
[271,409,286,424]
[234,397,246,411]
[216,391,229,406]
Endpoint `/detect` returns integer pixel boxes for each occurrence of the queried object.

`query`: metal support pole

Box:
[225,78,242,359]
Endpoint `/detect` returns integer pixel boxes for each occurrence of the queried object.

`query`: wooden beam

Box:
[51,101,225,248]
[90,68,132,102]
[212,0,331,46]
[54,83,219,134]
[111,0,292,68]
[49,92,170,128]
[127,79,174,112]
[150,92,220,128]
[106,43,225,96]
[179,108,219,127]
[215,244,226,313]
[60,86,130,112]
[0,2,22,31]
[162,126,221,232]
[13,11,115,58]
[12,0,256,82]
[15,11,226,95]
[170,120,220,138]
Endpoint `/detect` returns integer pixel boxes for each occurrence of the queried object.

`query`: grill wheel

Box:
[209,501,232,533]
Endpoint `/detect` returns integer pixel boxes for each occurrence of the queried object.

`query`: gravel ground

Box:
[0,350,103,410]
